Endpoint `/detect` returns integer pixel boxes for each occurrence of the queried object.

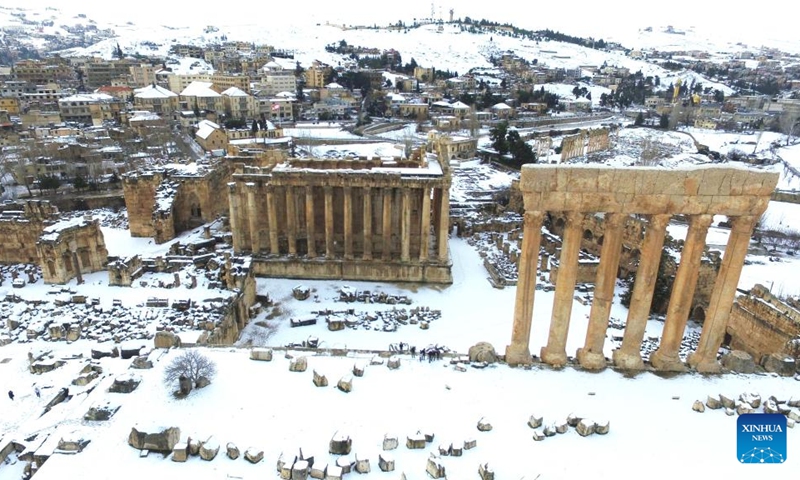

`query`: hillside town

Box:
[1,4,800,480]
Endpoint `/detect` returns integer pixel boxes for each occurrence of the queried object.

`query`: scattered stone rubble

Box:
[695,392,799,427]
[529,413,610,440]
[293,307,441,334]
[2,292,236,346]
[335,287,412,305]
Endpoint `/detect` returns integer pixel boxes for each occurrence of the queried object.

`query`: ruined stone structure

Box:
[727,284,800,361]
[559,128,611,162]
[586,128,611,154]
[506,165,778,374]
[0,201,59,264]
[228,147,452,283]
[122,162,231,244]
[560,133,584,162]
[533,137,552,158]
[37,216,108,284]
[547,212,721,318]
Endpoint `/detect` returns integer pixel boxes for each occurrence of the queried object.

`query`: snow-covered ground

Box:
[2,326,798,480]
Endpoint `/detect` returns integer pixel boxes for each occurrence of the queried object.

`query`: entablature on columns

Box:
[520,165,778,217]
[231,171,448,190]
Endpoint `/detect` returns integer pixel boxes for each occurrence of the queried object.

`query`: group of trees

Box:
[489,121,536,167]
[516,86,560,111]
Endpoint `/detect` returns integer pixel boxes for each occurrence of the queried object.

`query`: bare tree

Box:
[779,109,800,146]
[163,349,217,390]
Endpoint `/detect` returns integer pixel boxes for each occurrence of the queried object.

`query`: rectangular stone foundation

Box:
[252,257,453,284]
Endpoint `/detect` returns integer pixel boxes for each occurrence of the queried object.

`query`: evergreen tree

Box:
[489,121,509,155]
[634,112,644,126]
[251,119,259,135]
[659,113,670,129]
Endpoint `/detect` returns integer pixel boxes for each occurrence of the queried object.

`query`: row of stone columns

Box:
[234,184,449,263]
[507,211,758,373]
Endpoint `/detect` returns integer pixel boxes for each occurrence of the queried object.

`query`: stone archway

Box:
[692,305,706,322]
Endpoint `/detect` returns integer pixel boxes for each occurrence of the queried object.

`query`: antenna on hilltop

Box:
[430,2,435,20]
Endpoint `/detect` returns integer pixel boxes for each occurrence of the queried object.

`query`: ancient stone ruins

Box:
[228,146,452,283]
[506,164,779,373]
[559,128,611,162]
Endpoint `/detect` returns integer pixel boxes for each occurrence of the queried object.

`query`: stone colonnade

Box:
[228,168,452,283]
[506,165,778,373]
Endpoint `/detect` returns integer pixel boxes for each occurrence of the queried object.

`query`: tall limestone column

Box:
[286,186,297,256]
[688,215,757,373]
[324,186,334,258]
[382,188,392,261]
[432,188,442,252]
[650,214,713,371]
[541,211,584,367]
[363,187,372,260]
[246,183,259,254]
[577,213,625,370]
[305,186,316,258]
[266,187,280,255]
[401,188,411,262]
[505,211,545,366]
[613,214,671,370]
[419,187,431,262]
[228,184,243,252]
[344,187,353,260]
[437,186,450,263]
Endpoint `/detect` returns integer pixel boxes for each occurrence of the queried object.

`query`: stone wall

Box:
[123,171,162,238]
[37,217,109,284]
[0,201,58,264]
[123,162,231,244]
[727,284,800,359]
[108,255,144,287]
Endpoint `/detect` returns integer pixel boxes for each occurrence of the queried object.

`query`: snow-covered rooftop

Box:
[134,84,178,99]
[196,119,220,140]
[222,86,249,97]
[180,81,220,98]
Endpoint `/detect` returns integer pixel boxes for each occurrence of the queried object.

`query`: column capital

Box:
[565,211,584,224]
[647,213,671,230]
[604,212,626,229]
[691,213,714,230]
[305,185,314,195]
[523,210,545,226]
[730,215,757,233]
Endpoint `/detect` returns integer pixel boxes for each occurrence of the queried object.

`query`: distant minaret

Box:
[430,2,435,20]
[449,8,454,22]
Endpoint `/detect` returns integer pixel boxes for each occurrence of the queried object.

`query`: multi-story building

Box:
[58,93,123,126]
[23,83,69,110]
[258,62,297,96]
[167,74,250,95]
[133,84,179,115]
[13,59,75,84]
[222,87,257,120]
[179,81,223,114]
[85,58,136,89]
[129,64,159,88]
[0,97,21,115]
[304,62,328,88]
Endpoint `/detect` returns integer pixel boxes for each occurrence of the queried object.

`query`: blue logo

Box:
[737,413,787,464]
